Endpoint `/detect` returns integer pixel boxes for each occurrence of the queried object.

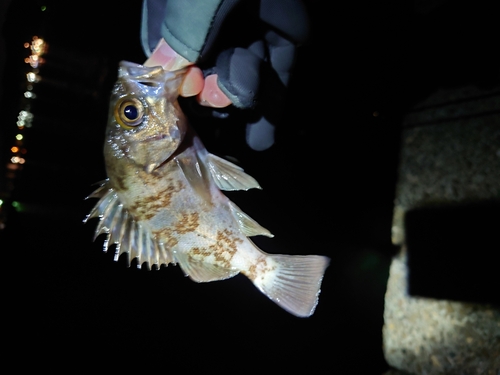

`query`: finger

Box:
[144,38,191,71]
[179,66,204,97]
[197,74,232,108]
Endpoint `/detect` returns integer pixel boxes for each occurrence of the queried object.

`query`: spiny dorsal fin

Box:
[84,179,111,200]
[84,183,175,269]
[228,201,274,238]
[206,153,261,191]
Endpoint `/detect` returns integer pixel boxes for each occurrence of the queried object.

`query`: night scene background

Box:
[1,0,498,373]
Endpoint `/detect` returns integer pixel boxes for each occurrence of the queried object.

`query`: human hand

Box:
[144,38,232,108]
[141,0,309,150]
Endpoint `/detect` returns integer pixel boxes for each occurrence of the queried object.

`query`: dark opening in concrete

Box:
[405,201,500,306]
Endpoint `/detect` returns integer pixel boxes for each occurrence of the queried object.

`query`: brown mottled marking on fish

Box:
[246,264,257,281]
[242,257,269,281]
[174,212,200,234]
[153,228,179,248]
[260,263,277,281]
[209,229,243,268]
[105,158,128,191]
[113,174,127,192]
[153,228,179,249]
[190,245,226,265]
[187,230,241,268]
[129,181,184,220]
[217,229,242,254]
[153,227,172,238]
[191,246,210,257]
[211,248,231,267]
[141,169,167,184]
[163,236,179,249]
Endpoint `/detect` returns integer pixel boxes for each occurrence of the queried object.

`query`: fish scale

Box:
[85,61,330,317]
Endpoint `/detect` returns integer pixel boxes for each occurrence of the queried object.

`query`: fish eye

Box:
[114,97,146,129]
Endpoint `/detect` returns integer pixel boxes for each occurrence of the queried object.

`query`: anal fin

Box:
[176,252,239,282]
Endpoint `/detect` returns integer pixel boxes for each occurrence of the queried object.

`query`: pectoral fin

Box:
[176,156,212,203]
[207,153,261,191]
[176,252,239,282]
[229,201,274,238]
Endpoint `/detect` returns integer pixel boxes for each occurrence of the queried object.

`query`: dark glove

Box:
[141,0,309,150]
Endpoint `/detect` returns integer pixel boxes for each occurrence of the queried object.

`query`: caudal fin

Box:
[252,254,330,317]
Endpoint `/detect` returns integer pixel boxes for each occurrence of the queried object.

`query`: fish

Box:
[84,61,330,317]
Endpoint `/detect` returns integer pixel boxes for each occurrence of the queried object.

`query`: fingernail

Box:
[179,66,204,97]
[198,75,232,108]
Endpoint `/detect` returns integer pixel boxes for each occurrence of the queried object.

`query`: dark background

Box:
[1,0,497,372]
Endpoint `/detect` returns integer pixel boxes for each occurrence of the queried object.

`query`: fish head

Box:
[105,61,188,173]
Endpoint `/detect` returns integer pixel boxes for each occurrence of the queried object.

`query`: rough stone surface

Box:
[383,250,500,375]
[391,85,500,245]
[384,84,500,374]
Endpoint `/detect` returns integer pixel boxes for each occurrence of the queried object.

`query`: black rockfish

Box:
[85,61,329,317]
